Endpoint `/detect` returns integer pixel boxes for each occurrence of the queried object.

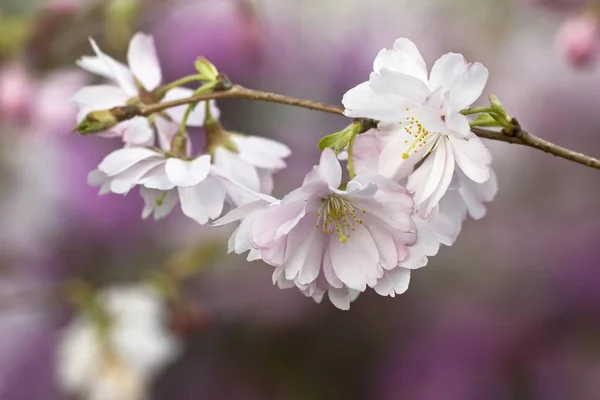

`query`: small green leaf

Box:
[318,123,361,153]
[194,57,219,81]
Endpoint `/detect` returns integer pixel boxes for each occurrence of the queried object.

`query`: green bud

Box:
[74,110,118,134]
[488,94,511,125]
[318,123,361,153]
[194,57,219,81]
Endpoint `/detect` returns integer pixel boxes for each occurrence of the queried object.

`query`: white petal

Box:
[110,159,165,194]
[322,249,344,289]
[165,156,211,187]
[231,135,290,170]
[213,199,269,226]
[139,164,175,191]
[127,33,162,91]
[343,82,417,122]
[445,113,470,139]
[329,224,379,291]
[447,62,489,111]
[213,148,261,192]
[140,188,178,220]
[365,221,398,271]
[82,38,137,96]
[284,217,323,283]
[369,70,430,104]
[429,52,468,93]
[115,117,154,146]
[155,116,179,152]
[373,38,427,82]
[318,148,342,189]
[177,175,227,222]
[98,147,161,176]
[162,88,218,127]
[374,268,411,297]
[328,287,352,310]
[413,142,447,205]
[71,85,128,109]
[425,140,455,213]
[450,136,491,183]
[251,201,306,248]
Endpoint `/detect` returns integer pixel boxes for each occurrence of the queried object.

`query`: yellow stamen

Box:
[316,195,366,243]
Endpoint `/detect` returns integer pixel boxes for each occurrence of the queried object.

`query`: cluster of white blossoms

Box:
[73,32,291,224]
[57,284,181,400]
[73,35,498,311]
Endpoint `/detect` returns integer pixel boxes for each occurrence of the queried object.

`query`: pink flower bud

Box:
[557,14,600,68]
[0,64,35,123]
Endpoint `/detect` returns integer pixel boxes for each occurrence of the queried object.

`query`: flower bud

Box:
[557,13,600,68]
[194,57,219,81]
[74,109,118,134]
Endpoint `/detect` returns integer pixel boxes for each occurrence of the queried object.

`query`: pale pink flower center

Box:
[400,112,441,160]
[316,195,366,243]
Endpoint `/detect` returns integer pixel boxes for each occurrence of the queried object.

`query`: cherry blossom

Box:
[56,284,181,400]
[342,38,492,213]
[215,149,418,310]
[72,32,213,145]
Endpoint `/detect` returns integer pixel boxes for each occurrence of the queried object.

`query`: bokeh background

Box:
[2,0,600,399]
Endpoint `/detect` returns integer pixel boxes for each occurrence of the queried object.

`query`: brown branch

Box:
[107,84,600,171]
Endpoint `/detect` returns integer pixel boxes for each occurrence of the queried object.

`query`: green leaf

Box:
[318,123,361,153]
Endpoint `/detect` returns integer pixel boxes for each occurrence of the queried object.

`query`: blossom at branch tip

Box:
[88,118,290,224]
[72,32,215,145]
[56,284,181,400]
[214,149,420,310]
[342,38,492,213]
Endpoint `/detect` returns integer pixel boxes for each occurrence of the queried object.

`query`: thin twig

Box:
[109,84,600,171]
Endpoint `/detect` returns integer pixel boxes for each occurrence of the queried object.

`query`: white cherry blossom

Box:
[72,32,213,145]
[56,284,181,400]
[343,38,492,213]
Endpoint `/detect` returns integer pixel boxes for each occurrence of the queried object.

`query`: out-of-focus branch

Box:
[103,84,600,171]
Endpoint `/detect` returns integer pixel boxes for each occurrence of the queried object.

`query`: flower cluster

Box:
[73,33,290,224]
[74,35,498,310]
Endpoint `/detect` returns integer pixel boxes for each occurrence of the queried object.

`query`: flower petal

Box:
[365,221,398,271]
[115,117,154,146]
[343,82,417,122]
[213,148,261,192]
[450,135,491,183]
[447,62,489,111]
[165,156,211,187]
[374,268,410,297]
[329,223,379,291]
[369,69,430,104]
[445,113,470,139]
[425,139,456,213]
[81,38,137,96]
[71,85,128,109]
[127,33,162,91]
[110,159,165,194]
[322,249,343,289]
[284,216,323,284]
[373,38,427,82]
[140,187,178,220]
[328,287,354,311]
[429,52,468,93]
[98,147,161,176]
[251,201,306,248]
[412,141,447,205]
[318,148,342,189]
[138,164,175,191]
[177,175,226,224]
[155,116,180,152]
[162,89,220,127]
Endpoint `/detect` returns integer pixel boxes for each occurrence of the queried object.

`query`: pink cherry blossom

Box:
[557,13,600,68]
[215,149,418,310]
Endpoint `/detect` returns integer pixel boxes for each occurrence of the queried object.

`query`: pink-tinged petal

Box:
[457,169,498,220]
[257,169,274,194]
[177,176,226,224]
[98,147,161,176]
[351,130,382,176]
[263,237,287,267]
[429,52,468,93]
[373,38,428,82]
[369,69,431,104]
[445,113,470,138]
[378,133,424,180]
[213,148,261,192]
[283,217,323,283]
[343,82,417,122]
[110,159,165,194]
[155,116,179,152]
[162,89,220,127]
[365,221,398,271]
[329,223,379,291]
[232,216,258,254]
[213,199,270,226]
[140,187,178,220]
[450,136,491,183]
[71,85,128,109]
[426,140,456,213]
[165,155,211,187]
[231,135,290,170]
[81,38,137,96]
[374,268,411,297]
[139,164,175,191]
[323,249,343,289]
[251,201,306,248]
[272,265,295,288]
[115,117,154,146]
[413,141,447,205]
[328,288,353,310]
[127,33,162,91]
[318,148,342,189]
[447,62,489,111]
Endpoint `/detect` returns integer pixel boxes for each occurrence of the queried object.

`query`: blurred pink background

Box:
[1,0,600,399]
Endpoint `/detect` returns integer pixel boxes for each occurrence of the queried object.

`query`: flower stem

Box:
[461,107,494,116]
[156,75,205,97]
[347,130,358,179]
[469,120,502,128]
